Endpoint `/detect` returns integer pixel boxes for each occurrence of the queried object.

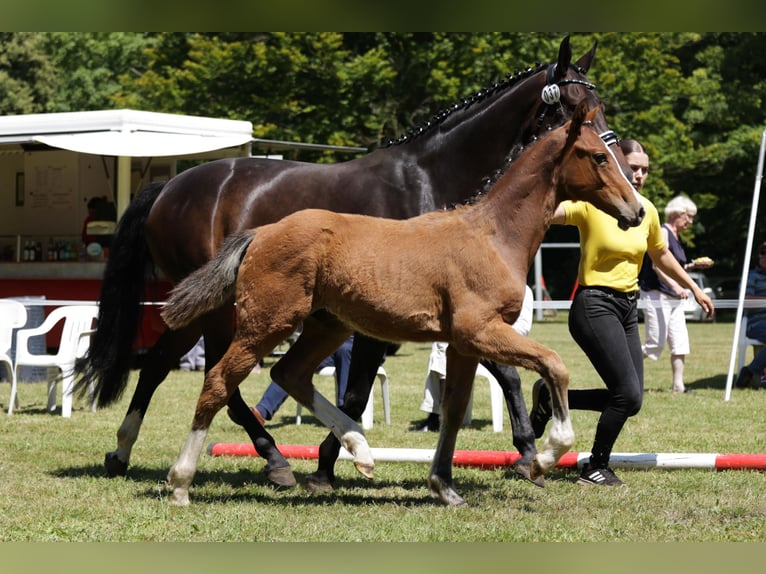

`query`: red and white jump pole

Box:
[207,443,766,471]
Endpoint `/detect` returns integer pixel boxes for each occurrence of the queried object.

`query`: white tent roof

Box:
[0,109,253,157]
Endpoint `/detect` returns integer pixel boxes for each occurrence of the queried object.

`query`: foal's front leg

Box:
[472,323,574,480]
[428,349,477,506]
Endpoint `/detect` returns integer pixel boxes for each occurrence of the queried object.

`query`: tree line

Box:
[2,32,765,295]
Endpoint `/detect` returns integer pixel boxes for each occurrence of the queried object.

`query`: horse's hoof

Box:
[353,461,374,480]
[428,475,467,507]
[104,452,128,477]
[530,457,545,480]
[170,489,190,506]
[304,472,335,494]
[512,460,545,488]
[265,465,297,488]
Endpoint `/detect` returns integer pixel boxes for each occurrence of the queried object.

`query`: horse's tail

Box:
[161,231,255,330]
[74,182,165,408]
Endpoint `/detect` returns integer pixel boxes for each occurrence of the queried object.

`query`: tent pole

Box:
[725,128,766,401]
[116,155,131,221]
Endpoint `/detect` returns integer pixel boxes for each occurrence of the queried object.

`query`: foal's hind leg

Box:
[479,359,543,487]
[168,336,267,506]
[307,334,389,492]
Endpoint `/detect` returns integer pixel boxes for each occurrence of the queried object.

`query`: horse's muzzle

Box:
[617,206,645,230]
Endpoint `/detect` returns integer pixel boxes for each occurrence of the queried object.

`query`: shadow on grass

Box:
[49,460,548,508]
[687,373,729,390]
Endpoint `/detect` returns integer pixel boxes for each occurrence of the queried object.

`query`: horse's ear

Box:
[575,40,598,73]
[554,35,572,81]
[566,101,589,148]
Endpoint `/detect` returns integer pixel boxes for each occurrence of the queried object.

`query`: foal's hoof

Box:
[354,461,375,480]
[428,475,467,507]
[104,452,128,477]
[265,464,297,488]
[512,460,545,488]
[304,472,335,494]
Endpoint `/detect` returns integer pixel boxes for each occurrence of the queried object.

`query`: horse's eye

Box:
[594,153,607,165]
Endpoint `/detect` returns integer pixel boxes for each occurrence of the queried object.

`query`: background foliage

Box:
[2,32,765,295]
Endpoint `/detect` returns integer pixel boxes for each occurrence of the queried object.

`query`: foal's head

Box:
[558,102,645,229]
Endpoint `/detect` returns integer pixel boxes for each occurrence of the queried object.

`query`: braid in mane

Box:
[383,63,547,148]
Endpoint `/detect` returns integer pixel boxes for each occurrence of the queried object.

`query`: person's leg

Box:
[568,290,643,474]
[641,289,667,361]
[667,304,690,392]
[744,320,766,380]
[416,371,442,431]
[255,381,290,420]
[328,336,354,406]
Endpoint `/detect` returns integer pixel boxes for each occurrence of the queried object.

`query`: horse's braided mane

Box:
[383,62,547,148]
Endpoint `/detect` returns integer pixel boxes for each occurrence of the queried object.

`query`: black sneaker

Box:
[577,464,625,487]
[735,367,753,389]
[530,379,552,439]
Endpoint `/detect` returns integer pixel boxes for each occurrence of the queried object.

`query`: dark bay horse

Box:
[75,36,628,489]
[160,103,645,506]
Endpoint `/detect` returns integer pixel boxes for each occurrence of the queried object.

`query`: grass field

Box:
[1,316,765,542]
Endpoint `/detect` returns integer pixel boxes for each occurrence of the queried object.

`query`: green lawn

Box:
[1,318,765,542]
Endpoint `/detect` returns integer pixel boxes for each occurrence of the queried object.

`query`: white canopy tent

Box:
[725,127,766,401]
[0,109,254,219]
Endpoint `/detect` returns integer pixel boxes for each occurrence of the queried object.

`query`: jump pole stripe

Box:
[207,443,766,471]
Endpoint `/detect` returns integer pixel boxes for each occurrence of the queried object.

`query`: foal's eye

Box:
[593,153,608,165]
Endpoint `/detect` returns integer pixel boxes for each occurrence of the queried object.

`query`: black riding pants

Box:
[568,287,644,468]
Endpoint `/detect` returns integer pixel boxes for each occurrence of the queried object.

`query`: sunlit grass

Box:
[1,319,765,541]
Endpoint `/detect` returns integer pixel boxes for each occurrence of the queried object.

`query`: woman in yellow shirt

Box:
[530,139,714,486]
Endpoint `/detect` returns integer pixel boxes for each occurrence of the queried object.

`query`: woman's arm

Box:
[648,246,715,317]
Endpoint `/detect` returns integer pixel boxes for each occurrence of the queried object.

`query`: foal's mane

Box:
[384,63,547,147]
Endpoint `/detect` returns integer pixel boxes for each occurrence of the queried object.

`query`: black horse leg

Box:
[479,359,544,487]
[226,390,297,487]
[104,327,200,477]
[306,333,388,492]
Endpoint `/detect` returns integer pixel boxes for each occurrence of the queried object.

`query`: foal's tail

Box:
[74,182,165,408]
[161,231,255,330]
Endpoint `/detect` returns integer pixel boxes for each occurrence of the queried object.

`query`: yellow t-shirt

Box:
[563,197,664,293]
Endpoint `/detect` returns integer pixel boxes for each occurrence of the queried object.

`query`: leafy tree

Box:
[0,32,56,114]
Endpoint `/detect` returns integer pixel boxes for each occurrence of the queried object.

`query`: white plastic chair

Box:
[296,365,390,430]
[463,363,505,433]
[1,300,28,415]
[422,362,505,432]
[14,305,99,417]
[738,315,765,372]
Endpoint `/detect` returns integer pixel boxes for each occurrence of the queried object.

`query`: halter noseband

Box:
[535,63,617,147]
